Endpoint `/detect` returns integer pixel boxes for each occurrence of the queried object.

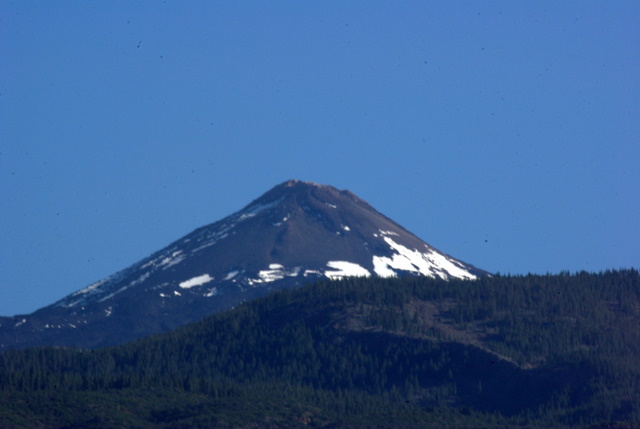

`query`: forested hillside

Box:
[1,270,639,428]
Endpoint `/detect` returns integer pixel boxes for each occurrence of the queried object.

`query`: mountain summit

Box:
[0,180,487,349]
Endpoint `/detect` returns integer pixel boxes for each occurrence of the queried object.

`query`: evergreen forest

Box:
[1,270,639,428]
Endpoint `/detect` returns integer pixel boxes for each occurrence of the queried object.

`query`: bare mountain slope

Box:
[0,180,487,349]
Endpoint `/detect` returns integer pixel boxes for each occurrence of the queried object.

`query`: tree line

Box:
[1,269,638,428]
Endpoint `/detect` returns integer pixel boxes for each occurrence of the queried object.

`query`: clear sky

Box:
[1,1,639,316]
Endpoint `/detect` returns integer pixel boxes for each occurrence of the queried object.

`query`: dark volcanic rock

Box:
[0,180,487,350]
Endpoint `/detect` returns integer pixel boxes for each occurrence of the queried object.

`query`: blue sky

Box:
[2,1,639,316]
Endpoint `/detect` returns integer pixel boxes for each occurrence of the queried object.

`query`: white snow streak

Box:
[253,264,301,283]
[191,227,233,253]
[372,257,398,277]
[238,197,284,221]
[373,236,476,280]
[379,229,399,236]
[224,270,239,281]
[159,251,186,269]
[97,286,128,303]
[179,274,214,289]
[324,261,371,280]
[75,279,108,296]
[142,249,186,270]
[204,288,219,297]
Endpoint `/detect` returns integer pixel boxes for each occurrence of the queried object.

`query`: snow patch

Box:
[142,249,185,270]
[128,272,151,288]
[191,224,235,253]
[160,251,186,270]
[372,257,398,277]
[272,215,290,227]
[373,236,477,280]
[179,274,214,289]
[324,261,371,280]
[94,272,152,304]
[249,265,301,284]
[75,279,108,296]
[204,288,219,297]
[379,229,399,236]
[257,268,284,283]
[97,286,129,303]
[59,278,110,307]
[238,197,284,221]
[224,270,239,281]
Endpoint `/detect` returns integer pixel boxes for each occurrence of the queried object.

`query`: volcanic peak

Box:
[241,180,372,216]
[0,180,488,350]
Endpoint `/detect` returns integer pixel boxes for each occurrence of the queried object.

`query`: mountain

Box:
[0,180,487,350]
